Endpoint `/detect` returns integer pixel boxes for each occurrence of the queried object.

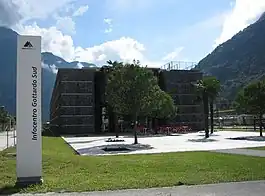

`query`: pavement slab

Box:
[213,148,265,157]
[62,131,265,156]
[12,180,265,196]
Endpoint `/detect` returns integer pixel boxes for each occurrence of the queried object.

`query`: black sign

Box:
[22,41,34,49]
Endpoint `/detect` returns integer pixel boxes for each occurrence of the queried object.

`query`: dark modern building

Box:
[161,70,204,129]
[50,64,204,135]
[50,68,96,134]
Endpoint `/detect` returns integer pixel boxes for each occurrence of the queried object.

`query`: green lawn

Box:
[1,136,265,194]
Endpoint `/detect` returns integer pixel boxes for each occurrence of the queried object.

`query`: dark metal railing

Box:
[161,61,198,70]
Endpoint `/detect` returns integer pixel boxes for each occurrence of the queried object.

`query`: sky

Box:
[1,0,265,69]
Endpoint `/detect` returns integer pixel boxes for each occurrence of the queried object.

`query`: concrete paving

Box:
[0,130,16,151]
[62,131,265,156]
[12,181,265,196]
[214,148,265,157]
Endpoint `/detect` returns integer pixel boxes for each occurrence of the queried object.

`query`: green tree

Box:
[148,86,176,119]
[235,80,265,136]
[195,76,221,138]
[0,106,8,132]
[105,61,124,138]
[142,85,176,132]
[106,60,158,144]
[205,77,221,134]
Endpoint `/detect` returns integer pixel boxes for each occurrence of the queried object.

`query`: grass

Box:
[1,136,265,194]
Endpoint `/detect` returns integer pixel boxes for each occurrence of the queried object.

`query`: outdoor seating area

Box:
[137,125,194,135]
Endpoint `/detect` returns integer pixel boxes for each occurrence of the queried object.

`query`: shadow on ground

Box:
[188,138,218,142]
[198,133,220,137]
[77,143,154,155]
[0,184,33,195]
[227,136,265,142]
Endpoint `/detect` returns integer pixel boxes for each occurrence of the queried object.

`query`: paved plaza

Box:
[13,181,265,196]
[62,131,265,156]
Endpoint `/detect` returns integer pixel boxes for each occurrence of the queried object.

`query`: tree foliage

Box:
[197,76,221,100]
[106,60,158,116]
[195,76,221,137]
[0,106,8,123]
[106,60,175,143]
[235,80,265,136]
[0,106,9,132]
[235,80,265,114]
[143,85,176,119]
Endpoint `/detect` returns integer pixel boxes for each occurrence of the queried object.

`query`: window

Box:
[61,95,94,106]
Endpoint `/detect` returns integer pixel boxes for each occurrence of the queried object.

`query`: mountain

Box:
[258,12,265,22]
[0,27,96,121]
[196,13,265,101]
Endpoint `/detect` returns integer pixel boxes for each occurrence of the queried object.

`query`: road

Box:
[12,181,265,196]
[0,130,16,151]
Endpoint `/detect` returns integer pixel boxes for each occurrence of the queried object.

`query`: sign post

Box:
[16,35,42,185]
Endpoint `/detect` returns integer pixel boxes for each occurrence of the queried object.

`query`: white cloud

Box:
[104,18,112,25]
[63,3,75,13]
[73,5,89,17]
[56,16,76,34]
[104,18,113,34]
[215,0,265,46]
[74,37,146,63]
[17,23,75,62]
[1,0,191,69]
[50,64,58,74]
[76,62,84,69]
[15,0,74,22]
[41,62,50,69]
[42,62,58,74]
[162,47,184,61]
[105,0,155,12]
[0,0,22,27]
[0,0,76,29]
[104,28,113,34]
[5,0,190,69]
[17,22,157,66]
[17,21,190,68]
[97,54,107,61]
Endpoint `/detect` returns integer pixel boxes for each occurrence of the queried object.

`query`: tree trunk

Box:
[154,118,158,134]
[148,117,152,130]
[203,91,209,138]
[210,99,214,134]
[133,114,138,144]
[259,113,263,137]
[114,113,119,138]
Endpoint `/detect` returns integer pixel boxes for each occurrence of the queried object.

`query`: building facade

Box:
[160,70,204,129]
[50,67,204,135]
[50,68,96,135]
